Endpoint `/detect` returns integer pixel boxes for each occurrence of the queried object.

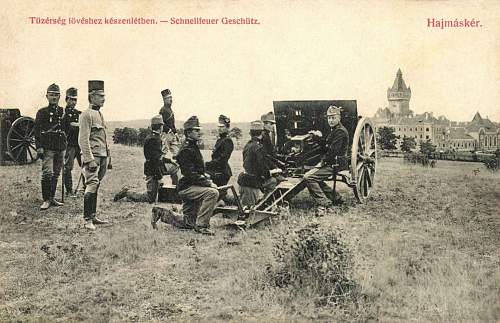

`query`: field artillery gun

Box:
[159,100,377,228]
[0,109,38,165]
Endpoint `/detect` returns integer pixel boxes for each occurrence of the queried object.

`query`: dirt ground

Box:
[1,143,499,322]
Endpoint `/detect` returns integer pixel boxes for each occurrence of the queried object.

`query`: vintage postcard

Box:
[1,1,499,322]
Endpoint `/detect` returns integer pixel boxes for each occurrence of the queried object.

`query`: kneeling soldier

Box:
[113,115,178,203]
[304,105,349,214]
[237,120,282,208]
[34,83,67,210]
[152,116,218,235]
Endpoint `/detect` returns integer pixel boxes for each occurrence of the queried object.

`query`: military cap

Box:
[184,116,202,130]
[250,120,264,131]
[151,114,164,126]
[161,89,172,97]
[261,112,276,124]
[327,105,342,116]
[88,80,104,93]
[66,87,78,98]
[218,114,230,127]
[47,83,60,94]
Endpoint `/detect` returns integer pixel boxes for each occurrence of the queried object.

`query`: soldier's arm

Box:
[34,109,44,149]
[78,112,94,164]
[177,149,211,186]
[255,146,272,179]
[324,129,348,161]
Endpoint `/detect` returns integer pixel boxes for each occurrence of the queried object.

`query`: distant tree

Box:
[229,127,243,140]
[121,127,139,145]
[420,139,436,155]
[377,126,399,150]
[401,136,416,153]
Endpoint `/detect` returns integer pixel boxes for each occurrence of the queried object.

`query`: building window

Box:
[404,128,406,131]
[420,134,423,139]
[426,135,429,139]
[426,128,429,131]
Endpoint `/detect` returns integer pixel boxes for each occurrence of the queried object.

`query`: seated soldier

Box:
[113,115,178,203]
[152,116,219,235]
[237,120,282,208]
[304,106,349,215]
[205,114,234,206]
[260,111,286,186]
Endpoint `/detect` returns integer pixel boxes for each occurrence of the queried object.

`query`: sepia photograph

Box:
[1,0,499,322]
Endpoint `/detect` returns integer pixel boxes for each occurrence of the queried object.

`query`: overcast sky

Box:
[1,0,499,123]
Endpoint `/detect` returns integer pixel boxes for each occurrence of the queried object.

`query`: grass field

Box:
[1,143,499,322]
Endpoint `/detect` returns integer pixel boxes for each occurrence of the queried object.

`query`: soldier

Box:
[79,80,110,230]
[113,115,178,203]
[61,87,82,197]
[34,83,67,210]
[260,111,286,187]
[152,116,218,235]
[237,120,282,208]
[158,88,180,185]
[205,114,234,205]
[304,106,349,215]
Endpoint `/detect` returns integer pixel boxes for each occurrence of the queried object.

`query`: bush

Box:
[267,223,358,306]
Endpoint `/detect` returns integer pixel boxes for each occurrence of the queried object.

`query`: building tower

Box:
[387,68,412,117]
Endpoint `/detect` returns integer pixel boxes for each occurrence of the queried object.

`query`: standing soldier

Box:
[113,115,178,203]
[205,114,234,206]
[79,80,110,230]
[34,83,67,210]
[158,88,179,185]
[237,120,282,208]
[260,112,276,156]
[304,106,349,215]
[152,116,219,235]
[61,87,82,197]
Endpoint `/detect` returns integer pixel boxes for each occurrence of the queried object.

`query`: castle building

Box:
[387,68,412,117]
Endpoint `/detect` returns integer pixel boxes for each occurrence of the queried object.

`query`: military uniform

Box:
[61,87,82,195]
[176,116,218,231]
[237,121,278,207]
[34,83,67,209]
[205,115,234,202]
[159,88,180,159]
[79,80,109,229]
[304,106,349,207]
[114,116,179,203]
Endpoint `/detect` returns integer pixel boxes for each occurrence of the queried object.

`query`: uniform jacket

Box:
[62,107,81,147]
[238,137,271,188]
[321,123,349,166]
[143,131,163,177]
[34,105,65,150]
[176,138,211,191]
[78,105,108,164]
[206,134,233,178]
[159,105,176,133]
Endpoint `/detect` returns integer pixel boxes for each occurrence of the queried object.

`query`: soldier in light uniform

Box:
[79,80,110,230]
[205,114,234,205]
[158,88,180,185]
[152,116,218,235]
[34,83,67,210]
[304,106,349,214]
[237,120,282,208]
[61,87,82,196]
[113,115,178,203]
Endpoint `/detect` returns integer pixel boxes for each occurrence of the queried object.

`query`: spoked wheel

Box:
[7,117,38,164]
[350,117,377,203]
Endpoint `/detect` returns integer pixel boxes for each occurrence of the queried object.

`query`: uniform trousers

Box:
[178,186,219,228]
[303,165,336,207]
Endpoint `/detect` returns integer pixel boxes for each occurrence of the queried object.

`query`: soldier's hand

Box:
[36,148,44,159]
[210,182,218,189]
[88,160,98,172]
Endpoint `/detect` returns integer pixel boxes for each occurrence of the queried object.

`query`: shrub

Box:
[267,223,358,306]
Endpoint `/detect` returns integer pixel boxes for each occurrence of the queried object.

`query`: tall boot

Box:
[40,178,51,210]
[50,175,63,206]
[92,192,108,225]
[63,169,73,194]
[83,192,96,230]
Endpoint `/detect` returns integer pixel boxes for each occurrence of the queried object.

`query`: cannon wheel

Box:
[7,116,38,164]
[350,117,377,203]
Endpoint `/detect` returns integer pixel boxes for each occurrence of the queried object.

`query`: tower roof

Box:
[390,68,410,92]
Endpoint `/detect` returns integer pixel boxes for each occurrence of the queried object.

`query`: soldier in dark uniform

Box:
[79,80,110,230]
[237,120,282,207]
[205,114,234,205]
[61,87,82,196]
[260,111,286,186]
[158,88,180,185]
[113,115,178,203]
[152,116,218,235]
[34,83,67,210]
[304,106,349,215]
